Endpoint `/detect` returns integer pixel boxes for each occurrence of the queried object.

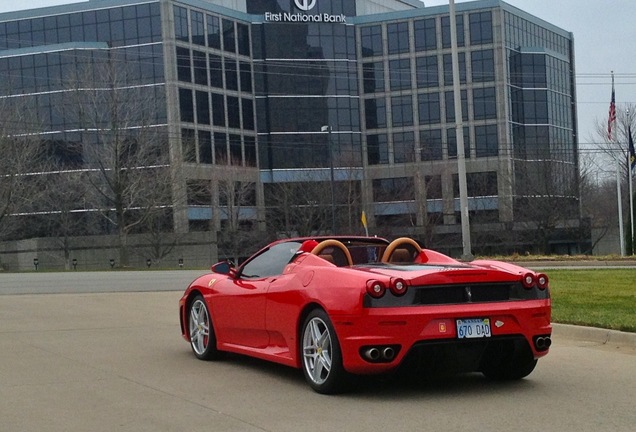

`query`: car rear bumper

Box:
[332,300,551,374]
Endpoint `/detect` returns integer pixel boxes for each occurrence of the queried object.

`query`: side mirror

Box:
[211,261,233,275]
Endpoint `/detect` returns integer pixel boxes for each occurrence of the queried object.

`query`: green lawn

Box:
[548,269,636,332]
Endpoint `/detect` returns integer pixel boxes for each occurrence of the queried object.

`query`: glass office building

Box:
[0,0,585,255]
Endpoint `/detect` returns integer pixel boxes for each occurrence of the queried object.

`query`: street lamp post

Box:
[449,0,473,260]
[321,125,336,235]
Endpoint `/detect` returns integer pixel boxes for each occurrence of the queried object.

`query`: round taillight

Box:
[366,280,386,298]
[522,272,535,289]
[390,278,408,296]
[537,273,549,290]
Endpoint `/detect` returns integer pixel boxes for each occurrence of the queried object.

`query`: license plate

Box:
[456,318,491,339]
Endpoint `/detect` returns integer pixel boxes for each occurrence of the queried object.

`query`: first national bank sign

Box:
[264,0,346,23]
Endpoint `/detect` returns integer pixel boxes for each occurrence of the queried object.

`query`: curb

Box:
[552,323,636,347]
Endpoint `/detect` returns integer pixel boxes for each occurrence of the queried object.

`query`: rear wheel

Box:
[481,340,537,380]
[301,309,348,394]
[188,295,222,360]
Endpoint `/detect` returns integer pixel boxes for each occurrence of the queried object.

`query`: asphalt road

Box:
[0,272,634,432]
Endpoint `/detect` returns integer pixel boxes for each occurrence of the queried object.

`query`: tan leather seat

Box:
[389,248,412,263]
[311,239,353,267]
[381,237,422,263]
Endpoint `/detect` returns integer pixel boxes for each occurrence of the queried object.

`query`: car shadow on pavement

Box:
[190,351,540,397]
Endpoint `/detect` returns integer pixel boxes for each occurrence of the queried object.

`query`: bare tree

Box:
[0,95,44,244]
[591,104,636,176]
[590,105,635,253]
[132,169,182,265]
[578,151,616,253]
[35,167,92,269]
[215,160,261,263]
[65,49,171,267]
[512,158,580,254]
[265,179,333,238]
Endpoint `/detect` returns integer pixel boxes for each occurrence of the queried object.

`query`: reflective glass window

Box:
[240,62,252,93]
[389,58,411,91]
[193,50,208,85]
[182,128,196,162]
[174,6,189,42]
[227,95,240,128]
[391,96,413,127]
[367,134,389,165]
[474,124,498,157]
[207,14,221,49]
[416,55,438,88]
[373,177,415,201]
[471,49,495,82]
[473,87,497,120]
[225,58,238,91]
[242,98,254,130]
[444,90,468,122]
[192,11,205,46]
[447,126,471,159]
[418,92,441,125]
[176,47,191,82]
[443,53,466,85]
[365,98,387,129]
[196,90,210,125]
[363,62,384,93]
[467,172,498,196]
[441,14,464,48]
[212,93,225,126]
[469,11,493,45]
[199,130,212,164]
[179,88,194,122]
[361,25,383,57]
[523,90,548,123]
[229,134,242,164]
[414,18,437,51]
[222,19,235,53]
[209,54,223,88]
[387,22,409,55]
[237,23,250,56]
[393,132,415,163]
[214,132,227,163]
[420,129,443,161]
[245,136,256,167]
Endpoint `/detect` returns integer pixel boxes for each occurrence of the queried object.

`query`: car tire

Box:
[188,295,222,361]
[301,309,348,394]
[481,341,537,380]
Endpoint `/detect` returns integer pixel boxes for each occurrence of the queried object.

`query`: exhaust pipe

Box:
[382,347,395,360]
[535,336,552,351]
[536,337,545,350]
[365,347,380,361]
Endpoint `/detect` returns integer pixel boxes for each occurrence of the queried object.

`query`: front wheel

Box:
[188,295,222,360]
[301,309,349,394]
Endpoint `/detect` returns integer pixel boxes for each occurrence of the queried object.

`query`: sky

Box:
[1,0,635,177]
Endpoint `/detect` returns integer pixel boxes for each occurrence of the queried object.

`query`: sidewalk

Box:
[553,323,636,347]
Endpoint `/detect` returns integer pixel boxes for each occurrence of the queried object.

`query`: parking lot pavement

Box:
[0,290,268,432]
[1,272,634,432]
[0,270,205,295]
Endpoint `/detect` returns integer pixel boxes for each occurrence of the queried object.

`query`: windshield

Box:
[239,241,302,278]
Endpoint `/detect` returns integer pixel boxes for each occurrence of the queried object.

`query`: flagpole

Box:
[617,159,625,256]
[609,72,625,255]
[629,149,634,255]
[628,121,634,255]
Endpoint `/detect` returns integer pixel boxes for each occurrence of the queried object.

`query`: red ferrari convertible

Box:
[179,236,551,394]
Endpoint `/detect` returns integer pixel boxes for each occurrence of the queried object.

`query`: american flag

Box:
[608,86,616,140]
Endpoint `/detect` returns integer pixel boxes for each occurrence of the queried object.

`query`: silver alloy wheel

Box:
[302,316,333,385]
[189,299,210,355]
